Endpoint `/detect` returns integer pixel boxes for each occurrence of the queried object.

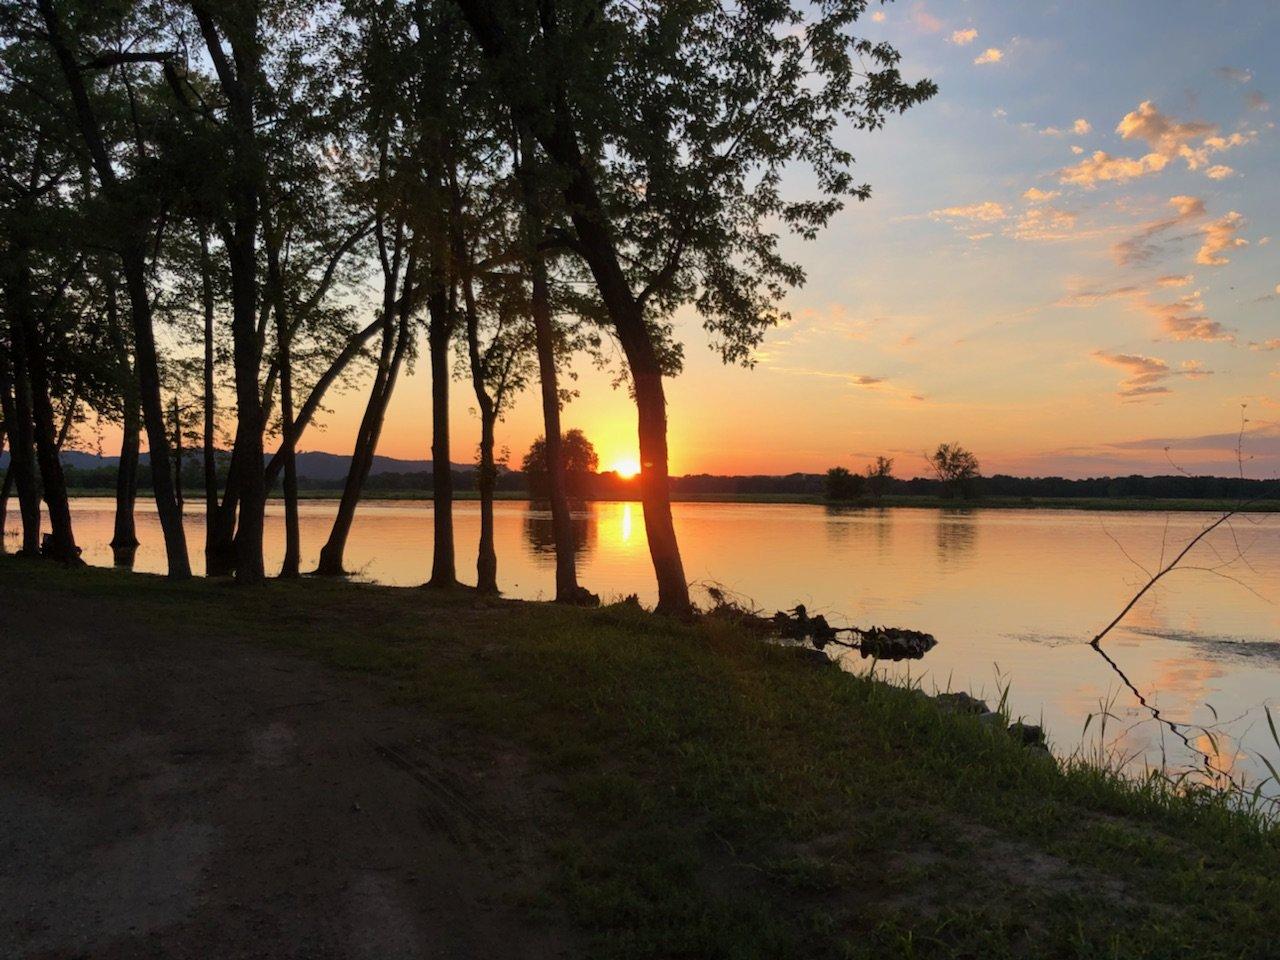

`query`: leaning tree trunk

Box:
[19,321,77,561]
[558,203,690,616]
[426,290,456,588]
[316,270,411,576]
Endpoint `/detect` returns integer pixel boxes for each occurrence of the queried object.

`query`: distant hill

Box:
[0,449,472,479]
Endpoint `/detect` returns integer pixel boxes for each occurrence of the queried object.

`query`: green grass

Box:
[5,558,1279,958]
[63,487,1280,511]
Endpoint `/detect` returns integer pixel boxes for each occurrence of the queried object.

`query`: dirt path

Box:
[0,583,574,959]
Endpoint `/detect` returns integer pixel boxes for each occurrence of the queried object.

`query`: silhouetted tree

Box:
[825,466,865,502]
[523,430,598,500]
[928,443,980,499]
[866,456,895,503]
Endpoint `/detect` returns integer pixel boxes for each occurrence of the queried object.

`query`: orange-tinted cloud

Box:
[1061,102,1254,185]
[973,47,1003,65]
[1092,349,1213,400]
[950,28,977,45]
[1195,211,1247,265]
[1145,291,1234,341]
[930,201,1008,222]
[1060,149,1169,186]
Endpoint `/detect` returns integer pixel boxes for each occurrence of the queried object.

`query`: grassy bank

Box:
[3,559,1278,958]
[62,487,1280,512]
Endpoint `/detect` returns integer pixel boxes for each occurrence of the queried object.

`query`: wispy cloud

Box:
[1058,273,1233,343]
[949,28,977,45]
[930,201,1008,223]
[1111,195,1205,266]
[1215,66,1254,84]
[1040,118,1091,137]
[909,3,943,32]
[973,47,1003,65]
[1092,350,1213,401]
[1196,211,1248,265]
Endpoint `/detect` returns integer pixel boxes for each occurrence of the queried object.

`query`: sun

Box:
[611,458,641,479]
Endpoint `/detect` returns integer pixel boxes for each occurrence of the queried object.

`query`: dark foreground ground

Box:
[0,568,575,960]
[2,558,1279,959]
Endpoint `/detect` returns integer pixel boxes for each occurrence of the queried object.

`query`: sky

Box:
[160,1,1280,480]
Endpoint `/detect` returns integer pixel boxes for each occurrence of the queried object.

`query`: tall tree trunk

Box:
[122,252,192,579]
[0,463,12,552]
[426,289,456,588]
[190,2,265,586]
[516,137,587,602]
[102,265,136,564]
[266,231,300,579]
[227,234,266,585]
[112,401,140,566]
[0,314,40,557]
[0,423,8,549]
[200,223,218,564]
[475,408,497,593]
[316,254,412,577]
[171,396,184,514]
[460,267,498,594]
[39,0,191,578]
[207,457,239,576]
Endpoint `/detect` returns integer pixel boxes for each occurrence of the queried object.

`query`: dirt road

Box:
[0,578,573,959]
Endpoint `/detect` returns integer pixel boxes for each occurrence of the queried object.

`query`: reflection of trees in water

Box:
[523,504,596,561]
[935,509,977,562]
[821,504,859,545]
[822,505,896,558]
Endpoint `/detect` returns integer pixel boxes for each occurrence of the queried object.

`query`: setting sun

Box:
[611,458,641,479]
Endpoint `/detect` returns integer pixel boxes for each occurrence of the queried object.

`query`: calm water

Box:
[27,498,1280,790]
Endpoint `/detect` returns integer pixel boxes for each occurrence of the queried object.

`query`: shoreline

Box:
[3,557,1277,957]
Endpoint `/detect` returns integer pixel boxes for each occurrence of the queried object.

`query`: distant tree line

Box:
[47,459,1280,504]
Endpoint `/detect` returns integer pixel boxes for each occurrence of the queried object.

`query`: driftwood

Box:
[701,587,937,662]
[772,604,937,661]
